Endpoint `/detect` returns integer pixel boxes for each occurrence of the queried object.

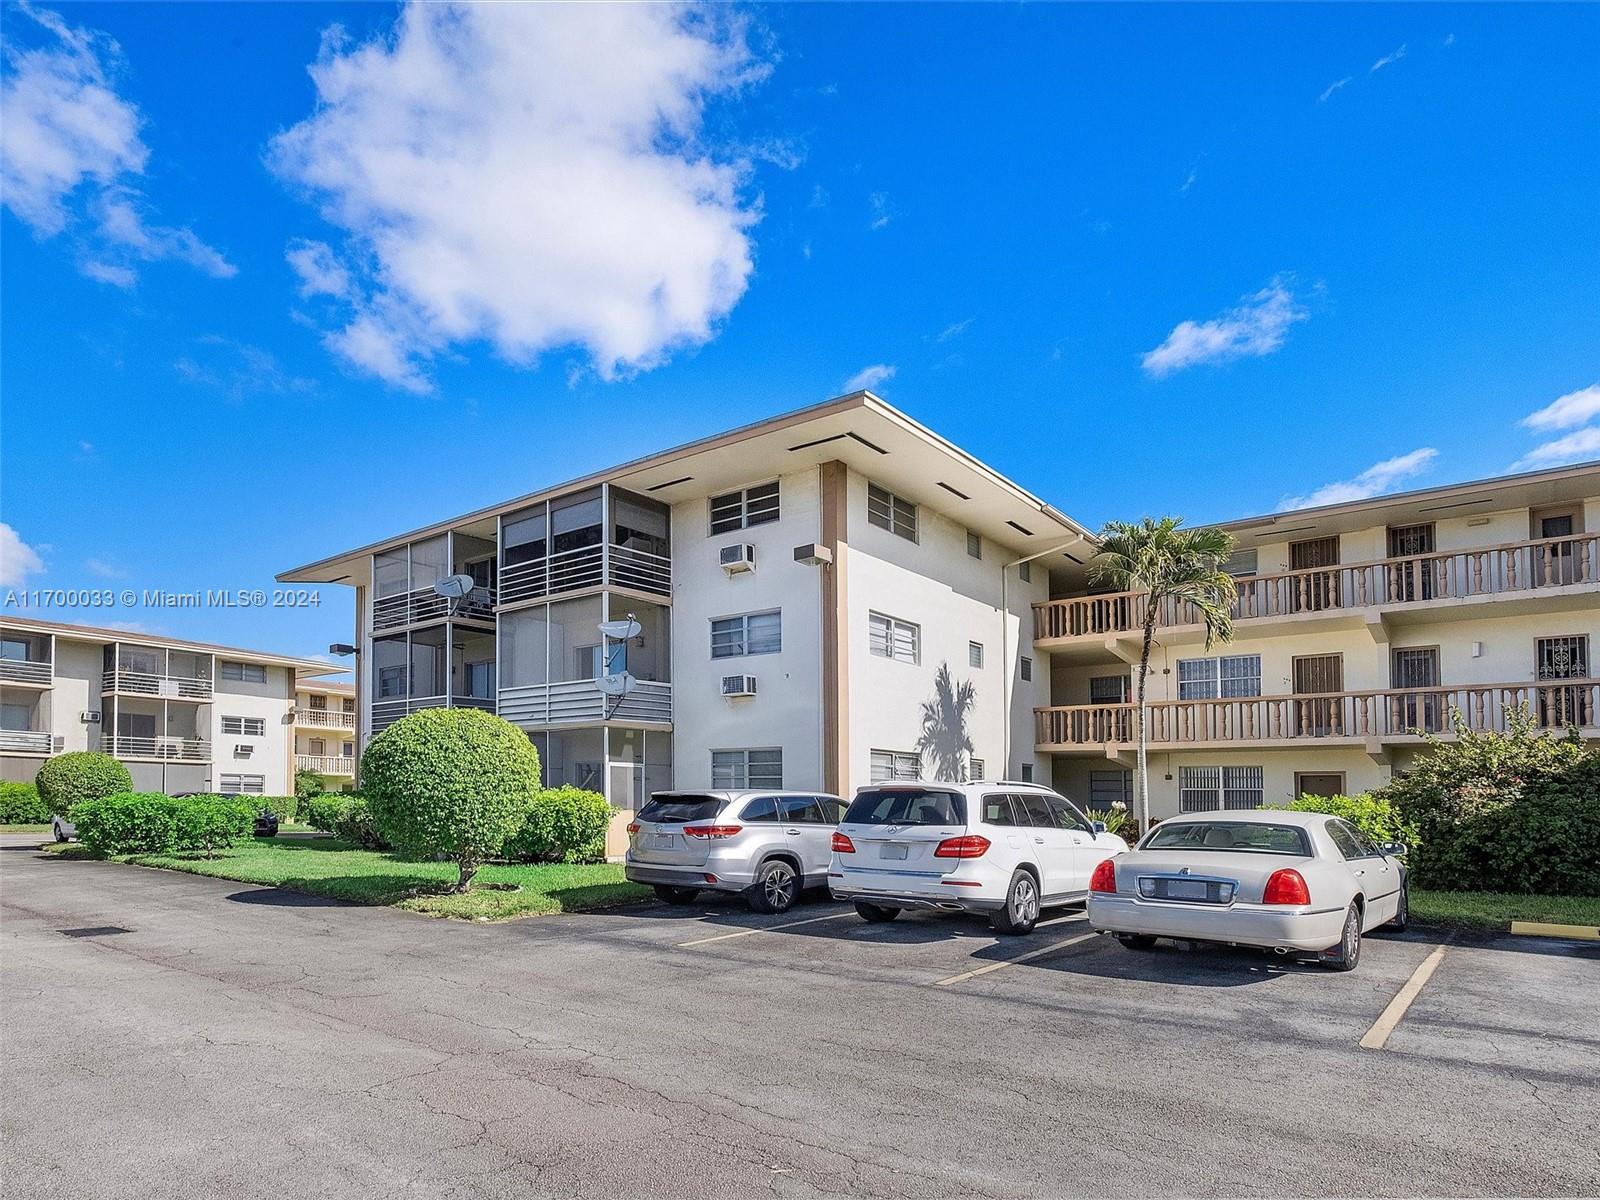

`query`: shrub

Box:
[259,794,298,823]
[70,792,179,856]
[294,768,326,801]
[505,786,612,864]
[36,752,133,817]
[330,794,389,850]
[1084,805,1129,838]
[171,795,256,858]
[0,781,51,824]
[1272,793,1418,850]
[361,708,541,891]
[305,792,346,832]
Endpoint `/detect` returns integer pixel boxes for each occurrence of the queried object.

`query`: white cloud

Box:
[269,3,766,391]
[1513,427,1600,471]
[935,318,973,343]
[285,238,351,299]
[1141,276,1309,377]
[868,191,892,230]
[1180,167,1198,193]
[0,523,46,587]
[174,335,317,402]
[1279,448,1439,510]
[1319,76,1352,103]
[84,557,125,578]
[0,3,233,284]
[1371,44,1408,73]
[843,363,894,393]
[1520,383,1600,433]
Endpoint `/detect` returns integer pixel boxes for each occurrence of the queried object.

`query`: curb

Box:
[1508,920,1600,942]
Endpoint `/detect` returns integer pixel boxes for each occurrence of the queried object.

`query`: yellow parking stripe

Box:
[677,912,854,947]
[932,931,1099,987]
[1359,942,1449,1050]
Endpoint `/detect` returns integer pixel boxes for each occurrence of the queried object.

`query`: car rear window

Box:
[843,788,966,826]
[638,795,725,824]
[1143,821,1311,856]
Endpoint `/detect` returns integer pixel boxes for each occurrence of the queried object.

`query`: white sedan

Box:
[1086,810,1409,971]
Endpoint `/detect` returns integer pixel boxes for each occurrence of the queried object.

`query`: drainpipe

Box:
[1000,537,1092,777]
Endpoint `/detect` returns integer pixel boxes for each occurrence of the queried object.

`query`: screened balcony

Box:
[101,644,214,700]
[497,597,671,728]
[370,624,497,733]
[370,531,498,633]
[0,629,53,686]
[498,486,671,607]
[101,696,211,760]
[0,690,56,754]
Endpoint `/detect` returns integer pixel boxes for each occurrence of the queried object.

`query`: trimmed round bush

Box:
[70,792,178,856]
[361,708,541,890]
[0,781,51,825]
[171,795,256,858]
[505,786,613,864]
[36,752,133,818]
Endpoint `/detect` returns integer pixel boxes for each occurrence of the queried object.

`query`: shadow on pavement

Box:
[1020,936,1305,987]
[226,887,352,908]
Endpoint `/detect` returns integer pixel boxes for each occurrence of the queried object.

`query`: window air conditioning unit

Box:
[235,744,253,757]
[720,674,758,698]
[719,543,756,575]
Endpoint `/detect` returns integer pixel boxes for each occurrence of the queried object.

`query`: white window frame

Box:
[1179,766,1264,812]
[710,610,781,659]
[711,747,783,789]
[220,660,266,684]
[221,715,266,737]
[866,482,918,542]
[708,480,780,535]
[868,612,920,664]
[219,773,266,795]
[870,749,922,782]
[1177,654,1261,701]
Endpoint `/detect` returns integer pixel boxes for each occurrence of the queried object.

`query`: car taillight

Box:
[933,834,991,859]
[1262,869,1311,905]
[1089,858,1117,894]
[831,832,856,853]
[681,824,742,840]
[626,823,640,835]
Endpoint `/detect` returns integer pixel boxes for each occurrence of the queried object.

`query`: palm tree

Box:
[916,663,976,782]
[1090,518,1238,833]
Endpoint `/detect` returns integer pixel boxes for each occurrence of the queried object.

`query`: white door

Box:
[1011,791,1076,898]
[1046,794,1101,895]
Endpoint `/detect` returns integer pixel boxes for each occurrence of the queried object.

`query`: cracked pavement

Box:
[2,833,1597,1198]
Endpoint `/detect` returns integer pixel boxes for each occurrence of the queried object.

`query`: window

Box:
[844,788,964,826]
[739,796,780,823]
[1177,654,1261,700]
[220,661,266,684]
[1327,820,1377,860]
[867,482,918,542]
[711,748,783,789]
[1222,548,1258,578]
[221,716,266,737]
[1090,675,1129,704]
[1020,657,1033,683]
[710,611,781,658]
[342,741,354,756]
[308,738,326,755]
[219,773,265,795]
[980,793,1018,824]
[2,703,34,731]
[777,795,829,824]
[1018,560,1031,583]
[1536,635,1591,726]
[966,530,982,559]
[968,641,984,669]
[342,697,356,714]
[1089,770,1132,809]
[870,749,921,782]
[1046,795,1095,834]
[1013,791,1052,826]
[709,481,780,535]
[1179,766,1265,812]
[1017,763,1033,782]
[969,757,984,780]
[1147,821,1310,856]
[308,694,327,710]
[573,645,604,678]
[868,612,920,664]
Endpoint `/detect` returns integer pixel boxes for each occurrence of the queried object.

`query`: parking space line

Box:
[1359,941,1450,1050]
[677,912,854,947]
[932,931,1099,987]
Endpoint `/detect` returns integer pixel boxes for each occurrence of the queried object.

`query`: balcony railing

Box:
[1035,679,1600,750]
[296,754,355,776]
[102,669,214,700]
[0,730,59,754]
[295,706,357,729]
[0,659,52,685]
[368,694,494,734]
[1035,534,1600,641]
[370,584,497,633]
[102,734,212,760]
[498,544,671,607]
[497,678,672,727]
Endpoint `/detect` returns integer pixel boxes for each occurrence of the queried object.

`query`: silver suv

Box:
[625,790,847,914]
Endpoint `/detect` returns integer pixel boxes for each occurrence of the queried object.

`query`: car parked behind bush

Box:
[69,792,274,858]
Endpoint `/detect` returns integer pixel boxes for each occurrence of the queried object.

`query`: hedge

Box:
[330,794,389,850]
[36,752,133,817]
[504,786,612,864]
[0,781,51,824]
[70,792,260,858]
[260,794,298,823]
[1271,793,1419,850]
[306,792,348,833]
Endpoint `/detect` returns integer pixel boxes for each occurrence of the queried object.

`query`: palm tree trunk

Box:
[1136,605,1157,836]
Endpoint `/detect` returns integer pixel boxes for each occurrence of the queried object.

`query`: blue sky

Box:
[2,2,1596,667]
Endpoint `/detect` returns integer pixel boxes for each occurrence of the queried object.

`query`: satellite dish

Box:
[433,573,476,600]
[598,617,643,641]
[596,671,637,697]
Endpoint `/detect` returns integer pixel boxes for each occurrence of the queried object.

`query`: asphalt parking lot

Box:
[3,832,1598,1199]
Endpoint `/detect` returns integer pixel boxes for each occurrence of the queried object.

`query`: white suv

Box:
[828,781,1129,934]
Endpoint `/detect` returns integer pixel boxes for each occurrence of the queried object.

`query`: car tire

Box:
[1116,933,1158,949]
[52,821,67,844]
[854,901,900,923]
[653,885,701,906]
[1321,902,1363,972]
[990,870,1041,936]
[1387,878,1410,932]
[748,860,799,914]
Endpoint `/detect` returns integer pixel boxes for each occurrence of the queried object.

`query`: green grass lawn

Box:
[1412,889,1600,931]
[103,836,649,920]
[1,824,52,833]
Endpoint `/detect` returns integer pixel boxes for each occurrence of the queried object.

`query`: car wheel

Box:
[748,860,799,914]
[1388,879,1410,932]
[1116,933,1158,949]
[653,885,700,906]
[990,870,1041,935]
[1321,902,1363,972]
[52,821,67,844]
[854,901,900,923]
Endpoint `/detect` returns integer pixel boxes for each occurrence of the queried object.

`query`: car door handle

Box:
[785,828,802,836]
[1034,836,1045,844]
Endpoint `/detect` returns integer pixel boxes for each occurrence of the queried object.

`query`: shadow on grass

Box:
[541,882,653,911]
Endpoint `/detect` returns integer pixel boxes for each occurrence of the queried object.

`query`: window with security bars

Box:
[221,716,266,737]
[1090,675,1129,704]
[708,481,780,535]
[868,612,920,663]
[1179,766,1264,812]
[870,749,921,782]
[219,773,265,795]
[1536,636,1591,727]
[1089,770,1133,809]
[1177,655,1261,700]
[711,748,782,789]
[710,611,781,658]
[867,482,918,542]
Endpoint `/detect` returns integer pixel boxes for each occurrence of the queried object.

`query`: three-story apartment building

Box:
[293,679,358,790]
[0,617,343,795]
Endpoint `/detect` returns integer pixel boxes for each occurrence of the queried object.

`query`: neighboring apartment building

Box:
[293,679,358,791]
[278,391,1599,843]
[0,617,343,796]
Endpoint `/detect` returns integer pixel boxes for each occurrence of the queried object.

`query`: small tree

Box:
[36,751,134,817]
[1090,518,1237,834]
[294,768,327,801]
[360,708,541,891]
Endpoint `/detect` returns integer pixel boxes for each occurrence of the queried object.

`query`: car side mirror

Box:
[1091,820,1107,834]
[1379,841,1408,858]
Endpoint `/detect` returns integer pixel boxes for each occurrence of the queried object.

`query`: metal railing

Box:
[498,543,671,607]
[0,730,58,754]
[370,584,497,633]
[296,754,355,775]
[497,678,672,727]
[1035,679,1600,749]
[1034,534,1600,641]
[369,694,451,734]
[0,659,52,685]
[102,669,214,699]
[101,734,212,760]
[295,706,357,729]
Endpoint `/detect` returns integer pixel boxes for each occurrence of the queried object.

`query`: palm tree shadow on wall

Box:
[916,663,975,783]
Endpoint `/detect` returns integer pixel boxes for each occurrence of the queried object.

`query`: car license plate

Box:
[1167,879,1208,901]
[649,833,675,849]
[880,843,909,861]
